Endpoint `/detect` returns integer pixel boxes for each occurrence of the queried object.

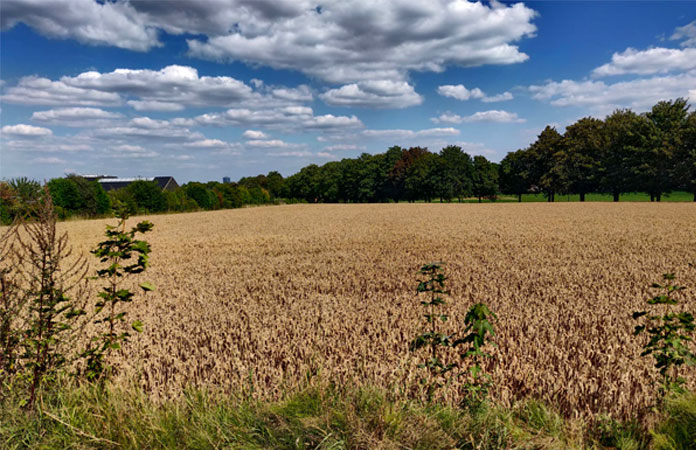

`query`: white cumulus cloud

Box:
[432,110,524,123]
[31,107,123,127]
[242,130,268,139]
[1,0,160,51]
[1,124,53,137]
[529,72,696,115]
[320,80,423,108]
[592,47,696,77]
[437,84,513,102]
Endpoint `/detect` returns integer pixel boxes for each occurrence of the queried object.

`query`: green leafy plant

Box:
[409,263,455,400]
[455,303,497,410]
[409,262,498,404]
[633,273,696,396]
[81,202,154,381]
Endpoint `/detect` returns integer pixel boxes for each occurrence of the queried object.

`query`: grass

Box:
[513,191,695,203]
[403,191,695,203]
[5,378,695,449]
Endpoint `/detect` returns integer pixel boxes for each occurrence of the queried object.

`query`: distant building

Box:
[81,174,117,182]
[223,176,231,183]
[97,176,180,192]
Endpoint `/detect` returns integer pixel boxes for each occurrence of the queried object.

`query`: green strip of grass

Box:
[5,379,694,449]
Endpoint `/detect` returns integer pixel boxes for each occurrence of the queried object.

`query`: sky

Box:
[1,1,695,183]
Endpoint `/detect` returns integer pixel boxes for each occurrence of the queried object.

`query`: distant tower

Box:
[223,176,231,183]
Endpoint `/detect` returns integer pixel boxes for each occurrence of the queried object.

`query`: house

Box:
[95,176,180,192]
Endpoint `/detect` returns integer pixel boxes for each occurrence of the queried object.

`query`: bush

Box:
[164,188,198,212]
[184,183,214,210]
[46,176,111,217]
[126,180,167,213]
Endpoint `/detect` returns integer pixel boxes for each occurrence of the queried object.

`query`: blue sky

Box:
[1,1,695,183]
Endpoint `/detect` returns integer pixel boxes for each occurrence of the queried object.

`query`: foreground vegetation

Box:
[2,199,695,448]
[2,378,695,449]
[5,203,690,422]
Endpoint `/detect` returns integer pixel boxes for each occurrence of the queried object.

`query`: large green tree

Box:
[47,175,110,217]
[438,145,474,202]
[561,117,605,202]
[527,126,564,202]
[404,151,438,202]
[471,155,499,202]
[499,149,531,202]
[642,98,690,201]
[601,109,649,202]
[390,147,430,202]
[675,111,696,201]
[127,180,167,212]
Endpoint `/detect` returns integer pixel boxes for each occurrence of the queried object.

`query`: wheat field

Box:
[59,203,696,420]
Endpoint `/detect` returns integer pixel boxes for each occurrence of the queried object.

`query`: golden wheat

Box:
[57,203,696,420]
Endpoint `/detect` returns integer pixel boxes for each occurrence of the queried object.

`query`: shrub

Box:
[127,180,167,213]
[80,203,154,381]
[633,273,695,396]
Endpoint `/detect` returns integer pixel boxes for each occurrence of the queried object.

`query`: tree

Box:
[642,98,690,201]
[471,155,499,202]
[404,151,438,202]
[601,109,648,202]
[127,180,167,212]
[377,146,405,201]
[265,171,285,199]
[184,182,214,209]
[499,149,531,202]
[315,161,341,202]
[164,188,198,211]
[0,182,17,224]
[8,177,41,214]
[286,164,322,202]
[390,147,430,202]
[47,177,83,217]
[439,145,474,202]
[561,117,605,202]
[674,111,696,201]
[46,176,110,217]
[527,126,564,202]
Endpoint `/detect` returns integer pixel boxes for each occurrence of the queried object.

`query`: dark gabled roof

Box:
[98,176,179,192]
[153,176,179,191]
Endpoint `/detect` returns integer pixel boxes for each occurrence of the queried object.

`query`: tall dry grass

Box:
[56,203,696,421]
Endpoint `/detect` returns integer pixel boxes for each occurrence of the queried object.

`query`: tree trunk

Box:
[478,196,482,203]
[656,193,661,202]
[693,191,696,202]
[579,192,585,202]
[517,194,522,203]
[650,194,654,202]
[613,192,620,202]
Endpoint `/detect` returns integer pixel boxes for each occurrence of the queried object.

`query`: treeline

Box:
[283,98,696,203]
[1,98,694,223]
[0,174,283,224]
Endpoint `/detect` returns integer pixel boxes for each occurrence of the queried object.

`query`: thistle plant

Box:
[13,190,88,408]
[409,263,454,400]
[81,202,154,381]
[633,273,695,397]
[0,221,22,383]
